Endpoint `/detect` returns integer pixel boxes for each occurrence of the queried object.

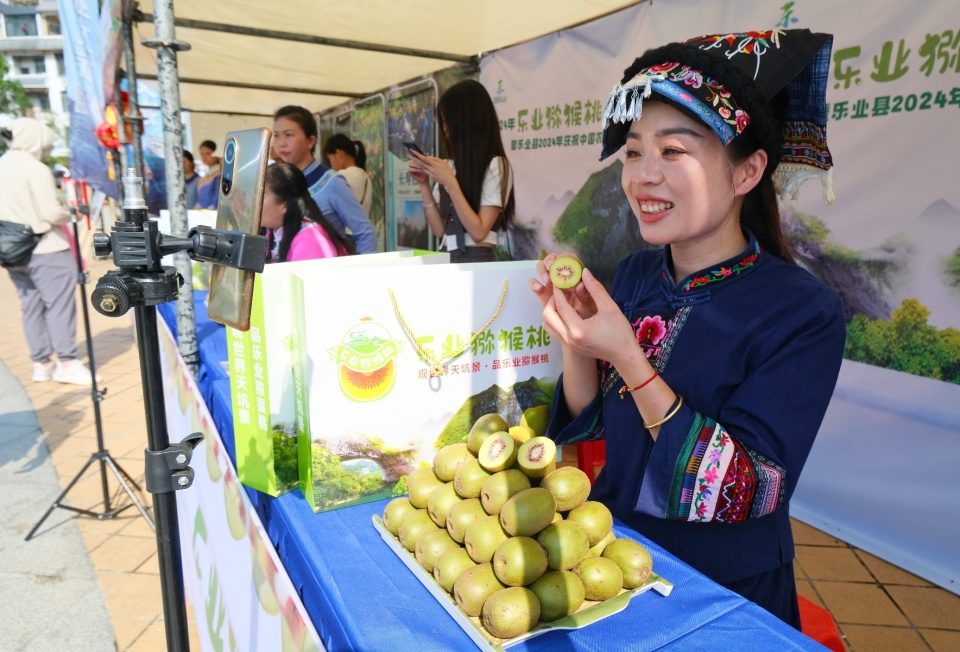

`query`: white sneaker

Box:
[53,360,103,386]
[32,360,56,382]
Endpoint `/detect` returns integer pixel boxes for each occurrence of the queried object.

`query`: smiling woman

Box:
[527,29,847,630]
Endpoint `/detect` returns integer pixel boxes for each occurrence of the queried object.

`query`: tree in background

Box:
[0,52,31,154]
[845,298,960,384]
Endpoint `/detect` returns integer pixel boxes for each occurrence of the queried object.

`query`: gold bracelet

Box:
[643,395,683,429]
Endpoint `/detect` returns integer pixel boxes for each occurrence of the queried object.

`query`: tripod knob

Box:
[93,232,112,257]
[92,273,136,317]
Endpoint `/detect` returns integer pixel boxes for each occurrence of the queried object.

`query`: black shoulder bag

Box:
[0,220,43,268]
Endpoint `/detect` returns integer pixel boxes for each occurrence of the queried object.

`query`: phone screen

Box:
[206,128,272,331]
[403,141,424,156]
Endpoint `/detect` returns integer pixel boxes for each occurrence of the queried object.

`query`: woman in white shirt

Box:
[323,134,373,215]
[408,80,515,262]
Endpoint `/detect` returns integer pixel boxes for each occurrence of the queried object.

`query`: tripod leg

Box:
[110,457,146,493]
[104,456,155,530]
[25,454,101,541]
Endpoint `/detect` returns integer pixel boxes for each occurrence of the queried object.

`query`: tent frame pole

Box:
[139,0,199,379]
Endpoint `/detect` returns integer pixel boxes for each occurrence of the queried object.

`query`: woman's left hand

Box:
[408,150,457,189]
[542,268,636,365]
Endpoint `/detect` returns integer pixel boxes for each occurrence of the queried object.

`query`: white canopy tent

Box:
[130,0,644,119]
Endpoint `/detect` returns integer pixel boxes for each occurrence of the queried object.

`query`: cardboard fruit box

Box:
[372,515,673,651]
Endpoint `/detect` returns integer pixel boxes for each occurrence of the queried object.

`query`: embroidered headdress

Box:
[600,29,835,203]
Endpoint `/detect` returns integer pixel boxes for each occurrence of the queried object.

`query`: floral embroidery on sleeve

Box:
[665,413,785,523]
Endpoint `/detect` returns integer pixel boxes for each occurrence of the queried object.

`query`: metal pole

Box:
[142,0,199,376]
[122,17,145,178]
[113,71,129,202]
[134,304,190,652]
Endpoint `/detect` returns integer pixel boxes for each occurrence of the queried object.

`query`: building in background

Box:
[0,0,68,156]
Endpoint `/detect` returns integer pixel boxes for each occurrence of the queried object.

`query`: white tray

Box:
[373,515,673,651]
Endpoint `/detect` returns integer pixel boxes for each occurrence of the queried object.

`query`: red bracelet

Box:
[618,370,658,400]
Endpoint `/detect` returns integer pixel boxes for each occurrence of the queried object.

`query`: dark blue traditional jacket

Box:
[548,237,846,584]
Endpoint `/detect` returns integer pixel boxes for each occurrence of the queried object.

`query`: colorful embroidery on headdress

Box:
[690,29,786,80]
[601,63,750,146]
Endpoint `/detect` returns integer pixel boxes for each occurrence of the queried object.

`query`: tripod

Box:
[26,206,154,542]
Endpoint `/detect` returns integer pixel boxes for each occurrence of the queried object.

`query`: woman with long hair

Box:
[529,30,846,627]
[322,134,372,215]
[408,79,515,262]
[261,162,354,263]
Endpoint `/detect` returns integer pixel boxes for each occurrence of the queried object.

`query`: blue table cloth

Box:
[158,300,826,651]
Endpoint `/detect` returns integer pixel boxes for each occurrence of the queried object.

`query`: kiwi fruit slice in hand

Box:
[549,254,584,290]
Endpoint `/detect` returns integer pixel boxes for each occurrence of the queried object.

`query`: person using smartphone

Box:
[407,80,515,263]
[272,106,378,254]
[260,162,354,263]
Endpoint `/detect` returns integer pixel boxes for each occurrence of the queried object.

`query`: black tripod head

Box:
[91,169,268,318]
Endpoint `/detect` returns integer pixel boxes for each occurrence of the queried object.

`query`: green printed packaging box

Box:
[290,261,563,512]
[227,251,447,496]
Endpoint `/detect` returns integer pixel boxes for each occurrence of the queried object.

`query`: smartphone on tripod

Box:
[206,128,272,331]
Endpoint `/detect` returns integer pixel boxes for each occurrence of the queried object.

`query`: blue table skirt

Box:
[159,298,824,651]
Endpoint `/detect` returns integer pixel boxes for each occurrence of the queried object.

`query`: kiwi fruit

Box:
[602,538,654,589]
[566,501,614,546]
[397,508,440,552]
[477,432,518,473]
[508,425,535,445]
[467,413,509,455]
[480,469,532,516]
[499,487,557,538]
[492,536,549,587]
[433,442,475,482]
[433,547,477,592]
[445,498,487,543]
[406,466,445,509]
[536,520,590,571]
[549,254,583,290]
[415,528,460,573]
[382,497,417,536]
[426,481,463,527]
[516,437,557,479]
[453,563,505,617]
[463,514,509,563]
[529,570,585,622]
[584,530,616,558]
[540,466,592,512]
[453,458,492,499]
[573,556,623,601]
[481,587,541,639]
[519,405,550,438]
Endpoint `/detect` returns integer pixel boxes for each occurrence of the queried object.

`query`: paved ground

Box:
[0,359,116,651]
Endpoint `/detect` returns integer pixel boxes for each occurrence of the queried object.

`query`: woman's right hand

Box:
[408,158,429,185]
[529,253,597,319]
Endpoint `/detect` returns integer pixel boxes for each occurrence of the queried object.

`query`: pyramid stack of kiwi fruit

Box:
[380,410,654,641]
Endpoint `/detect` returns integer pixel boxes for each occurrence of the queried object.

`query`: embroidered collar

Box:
[662,238,762,292]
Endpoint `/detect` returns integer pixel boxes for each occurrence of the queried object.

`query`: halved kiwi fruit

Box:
[477,432,518,473]
[549,254,583,290]
[516,437,557,479]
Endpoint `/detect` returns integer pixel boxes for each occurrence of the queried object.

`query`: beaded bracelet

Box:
[643,395,683,429]
[618,370,658,400]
